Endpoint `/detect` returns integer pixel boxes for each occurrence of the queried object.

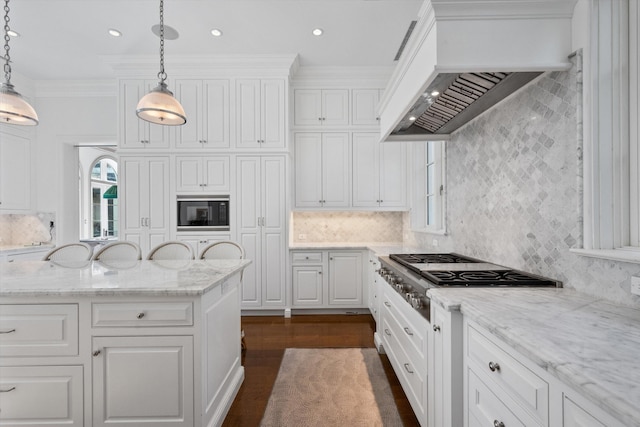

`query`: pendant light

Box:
[136,0,186,126]
[0,0,38,126]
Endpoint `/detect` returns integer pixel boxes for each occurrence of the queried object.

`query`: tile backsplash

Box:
[0,213,56,246]
[404,52,640,308]
[292,211,403,243]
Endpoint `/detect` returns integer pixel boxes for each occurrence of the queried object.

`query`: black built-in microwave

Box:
[177,196,230,231]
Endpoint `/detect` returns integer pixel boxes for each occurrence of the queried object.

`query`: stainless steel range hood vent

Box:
[391,71,542,137]
[379,0,577,142]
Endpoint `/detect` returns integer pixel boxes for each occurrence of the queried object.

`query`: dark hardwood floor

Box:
[222,314,421,426]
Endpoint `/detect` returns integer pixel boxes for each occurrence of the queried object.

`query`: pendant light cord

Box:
[158,0,166,84]
[3,0,12,84]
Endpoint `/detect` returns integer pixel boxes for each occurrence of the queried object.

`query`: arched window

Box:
[90,158,118,238]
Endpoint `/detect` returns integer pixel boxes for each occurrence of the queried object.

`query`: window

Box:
[90,158,118,238]
[410,140,446,233]
[573,0,640,263]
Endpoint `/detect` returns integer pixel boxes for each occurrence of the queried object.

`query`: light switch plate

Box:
[631,276,640,296]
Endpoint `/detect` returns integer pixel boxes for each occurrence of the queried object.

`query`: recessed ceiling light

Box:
[409,116,416,121]
[151,24,179,40]
[312,28,323,36]
[108,28,122,37]
[430,90,440,97]
[7,29,19,37]
[210,28,223,37]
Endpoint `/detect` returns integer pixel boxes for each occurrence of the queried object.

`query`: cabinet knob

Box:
[433,325,441,332]
[137,312,145,319]
[384,301,391,307]
[493,421,505,427]
[318,271,322,275]
[93,350,101,357]
[403,363,414,374]
[403,327,413,336]
[384,328,391,336]
[488,361,501,372]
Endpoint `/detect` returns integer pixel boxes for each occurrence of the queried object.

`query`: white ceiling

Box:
[8,0,423,81]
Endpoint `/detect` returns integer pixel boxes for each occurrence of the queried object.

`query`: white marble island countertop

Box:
[427,288,640,426]
[0,259,251,297]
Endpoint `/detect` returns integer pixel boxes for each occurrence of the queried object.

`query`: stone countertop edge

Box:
[0,259,252,298]
[427,287,640,426]
[288,242,420,255]
[0,244,54,255]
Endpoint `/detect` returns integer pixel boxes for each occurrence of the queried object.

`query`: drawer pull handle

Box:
[384,328,391,336]
[0,328,16,334]
[403,327,413,336]
[93,350,101,357]
[0,386,16,393]
[494,421,505,427]
[433,325,441,332]
[137,312,145,319]
[489,361,501,372]
[403,363,414,374]
[384,302,391,307]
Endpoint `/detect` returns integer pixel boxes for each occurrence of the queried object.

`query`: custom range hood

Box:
[380,0,577,141]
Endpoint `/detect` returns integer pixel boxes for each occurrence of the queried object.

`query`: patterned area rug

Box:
[260,348,404,427]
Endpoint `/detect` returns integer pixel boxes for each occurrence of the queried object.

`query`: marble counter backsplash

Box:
[291,211,403,243]
[403,53,640,309]
[0,213,56,246]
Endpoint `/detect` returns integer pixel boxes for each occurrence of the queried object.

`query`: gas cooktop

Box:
[388,253,560,288]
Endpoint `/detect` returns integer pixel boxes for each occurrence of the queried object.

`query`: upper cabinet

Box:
[119,80,171,149]
[0,129,31,211]
[175,156,230,193]
[174,79,230,149]
[351,89,383,126]
[236,79,286,149]
[294,89,349,127]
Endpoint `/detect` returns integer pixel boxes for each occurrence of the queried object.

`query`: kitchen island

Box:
[428,287,640,427]
[0,258,251,427]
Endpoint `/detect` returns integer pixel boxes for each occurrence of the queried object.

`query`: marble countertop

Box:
[0,259,251,297]
[288,242,419,256]
[427,288,640,426]
[0,244,54,255]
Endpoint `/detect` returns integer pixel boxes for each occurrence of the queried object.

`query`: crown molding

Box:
[291,65,393,87]
[34,80,117,98]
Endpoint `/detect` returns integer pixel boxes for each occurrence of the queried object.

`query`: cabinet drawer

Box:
[0,365,83,426]
[291,251,323,264]
[467,324,548,425]
[382,288,427,361]
[0,304,79,357]
[468,369,532,427]
[92,302,193,327]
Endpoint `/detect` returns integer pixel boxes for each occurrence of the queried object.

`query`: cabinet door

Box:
[174,79,202,148]
[203,156,231,192]
[236,79,261,148]
[321,133,350,208]
[294,133,323,208]
[563,396,607,427]
[328,251,363,305]
[352,89,381,126]
[92,335,194,427]
[352,132,380,207]
[175,156,203,192]
[379,141,407,208]
[0,365,83,426]
[322,89,349,126]
[261,156,286,306]
[203,79,230,148]
[292,266,324,306]
[294,89,322,126]
[120,79,171,149]
[0,132,31,210]
[260,79,286,148]
[176,234,230,258]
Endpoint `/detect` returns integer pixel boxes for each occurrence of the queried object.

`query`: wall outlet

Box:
[298,233,307,240]
[432,238,439,247]
[631,276,640,296]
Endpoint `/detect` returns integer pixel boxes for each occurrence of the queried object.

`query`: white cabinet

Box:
[328,251,363,306]
[294,132,350,208]
[367,251,381,324]
[351,89,383,126]
[0,365,84,426]
[92,335,194,426]
[294,89,349,127]
[352,133,407,208]
[175,156,230,193]
[0,130,31,211]
[380,283,428,426]
[563,395,607,427]
[174,79,230,149]
[236,79,286,149]
[175,233,231,259]
[119,79,171,149]
[292,265,324,306]
[120,156,170,255]
[236,156,286,308]
[429,303,463,427]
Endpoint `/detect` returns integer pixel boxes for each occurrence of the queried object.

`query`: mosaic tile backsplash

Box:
[404,53,640,308]
[0,213,56,246]
[292,211,403,243]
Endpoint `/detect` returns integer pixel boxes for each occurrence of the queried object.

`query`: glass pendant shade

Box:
[0,82,38,126]
[136,81,186,126]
